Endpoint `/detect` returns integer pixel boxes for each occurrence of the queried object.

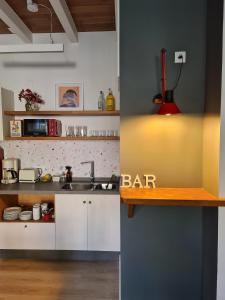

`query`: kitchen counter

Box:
[121,187,225,217]
[0,179,119,195]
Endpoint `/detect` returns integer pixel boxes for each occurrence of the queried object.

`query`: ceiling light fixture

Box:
[153,48,183,115]
[0,1,64,54]
[27,0,38,13]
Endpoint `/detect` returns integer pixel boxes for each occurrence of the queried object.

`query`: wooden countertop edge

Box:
[120,188,225,207]
[121,199,225,207]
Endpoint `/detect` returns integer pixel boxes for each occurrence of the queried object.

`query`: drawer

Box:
[0,223,55,250]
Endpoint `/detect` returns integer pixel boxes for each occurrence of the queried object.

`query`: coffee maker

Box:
[1,158,19,184]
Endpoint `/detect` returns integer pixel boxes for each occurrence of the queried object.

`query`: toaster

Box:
[19,168,42,183]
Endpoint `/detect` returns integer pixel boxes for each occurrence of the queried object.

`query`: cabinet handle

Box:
[89,201,92,204]
[83,201,86,204]
[24,225,27,228]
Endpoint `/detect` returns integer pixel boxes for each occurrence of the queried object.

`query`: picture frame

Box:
[55,83,83,111]
[10,120,22,137]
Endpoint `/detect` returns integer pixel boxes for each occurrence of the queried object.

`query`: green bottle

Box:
[98,91,105,111]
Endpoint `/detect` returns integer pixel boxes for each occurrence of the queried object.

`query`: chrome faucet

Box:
[80,161,95,183]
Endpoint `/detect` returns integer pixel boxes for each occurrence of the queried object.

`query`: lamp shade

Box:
[157,90,181,115]
[157,102,181,115]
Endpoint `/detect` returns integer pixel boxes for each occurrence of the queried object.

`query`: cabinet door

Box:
[87,195,120,251]
[55,194,88,250]
[0,223,55,250]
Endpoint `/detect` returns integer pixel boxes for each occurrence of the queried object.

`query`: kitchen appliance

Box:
[19,168,42,183]
[23,119,48,136]
[1,158,19,184]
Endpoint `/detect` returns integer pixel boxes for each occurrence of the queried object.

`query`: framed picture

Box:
[10,120,22,137]
[55,83,83,110]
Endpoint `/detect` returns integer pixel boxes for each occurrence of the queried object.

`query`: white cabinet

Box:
[0,223,55,250]
[87,195,120,251]
[55,194,120,251]
[55,194,87,250]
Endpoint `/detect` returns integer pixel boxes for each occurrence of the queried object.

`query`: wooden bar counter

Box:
[120,187,225,217]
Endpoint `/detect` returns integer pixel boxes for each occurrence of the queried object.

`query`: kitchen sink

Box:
[61,182,117,191]
[62,183,94,191]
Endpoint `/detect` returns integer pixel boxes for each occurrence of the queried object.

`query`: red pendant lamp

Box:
[153,49,181,115]
[158,90,181,115]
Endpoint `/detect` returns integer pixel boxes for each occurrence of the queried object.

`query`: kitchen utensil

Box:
[114,130,119,136]
[41,203,48,216]
[102,183,113,190]
[75,126,82,136]
[88,130,94,136]
[80,126,88,137]
[52,175,61,182]
[94,130,99,136]
[19,211,32,221]
[43,213,52,222]
[69,126,75,136]
[3,207,21,220]
[33,203,41,220]
[65,166,72,183]
[59,175,66,183]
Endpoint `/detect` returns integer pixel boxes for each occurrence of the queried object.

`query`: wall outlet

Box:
[175,51,186,63]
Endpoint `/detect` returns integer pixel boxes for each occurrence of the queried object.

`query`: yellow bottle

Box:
[106,88,115,111]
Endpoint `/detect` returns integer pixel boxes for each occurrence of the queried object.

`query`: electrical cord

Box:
[173,56,184,91]
[37,3,54,44]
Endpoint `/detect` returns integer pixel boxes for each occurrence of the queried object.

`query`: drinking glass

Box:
[89,130,94,136]
[94,130,99,136]
[76,126,82,136]
[69,126,75,136]
[81,126,88,137]
[66,125,75,137]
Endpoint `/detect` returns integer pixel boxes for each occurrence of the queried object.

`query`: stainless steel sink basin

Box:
[62,183,94,191]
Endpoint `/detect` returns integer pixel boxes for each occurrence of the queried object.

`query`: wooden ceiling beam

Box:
[49,0,78,42]
[0,0,32,43]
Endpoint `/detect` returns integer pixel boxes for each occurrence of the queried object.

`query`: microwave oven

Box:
[23,119,48,136]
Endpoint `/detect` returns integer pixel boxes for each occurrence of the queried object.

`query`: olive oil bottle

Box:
[106,88,115,111]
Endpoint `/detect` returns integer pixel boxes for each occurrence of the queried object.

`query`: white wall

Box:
[0,32,119,110]
[0,32,120,176]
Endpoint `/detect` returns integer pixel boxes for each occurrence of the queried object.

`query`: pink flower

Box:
[18,88,45,105]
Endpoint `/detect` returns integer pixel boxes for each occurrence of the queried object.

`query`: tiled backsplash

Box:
[0,141,120,177]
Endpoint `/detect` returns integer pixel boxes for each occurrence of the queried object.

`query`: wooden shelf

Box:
[4,110,120,116]
[0,219,55,223]
[120,188,225,218]
[5,136,120,141]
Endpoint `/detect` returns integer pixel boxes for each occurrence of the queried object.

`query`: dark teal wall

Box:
[121,206,203,300]
[120,0,206,116]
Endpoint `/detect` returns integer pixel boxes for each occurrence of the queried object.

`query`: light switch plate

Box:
[175,51,186,63]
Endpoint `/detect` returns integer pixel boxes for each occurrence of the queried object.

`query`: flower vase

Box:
[32,103,40,111]
[25,102,40,111]
[25,102,33,112]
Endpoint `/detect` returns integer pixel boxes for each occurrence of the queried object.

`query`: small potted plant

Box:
[18,89,45,111]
